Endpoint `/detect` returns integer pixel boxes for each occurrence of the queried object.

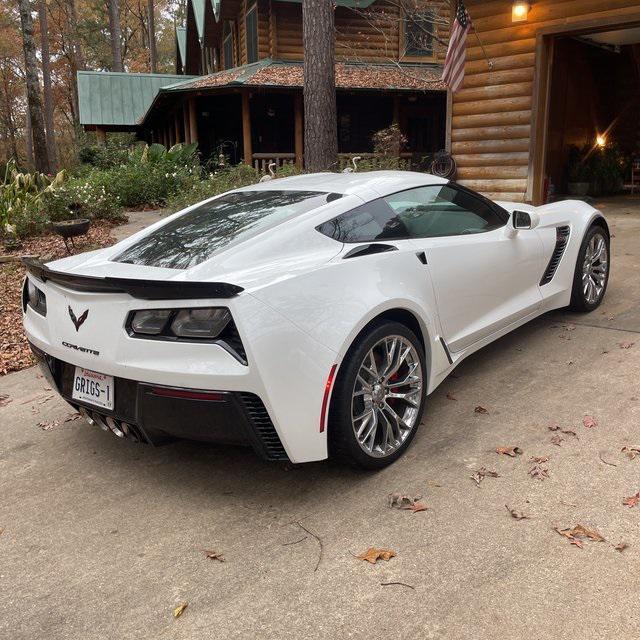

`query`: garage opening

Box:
[543,26,640,201]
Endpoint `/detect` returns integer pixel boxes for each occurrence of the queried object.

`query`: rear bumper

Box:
[30,342,288,461]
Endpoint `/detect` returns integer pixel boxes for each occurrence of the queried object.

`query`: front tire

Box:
[569,225,610,312]
[328,321,426,469]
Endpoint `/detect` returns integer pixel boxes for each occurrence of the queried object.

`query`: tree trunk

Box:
[147,0,157,72]
[38,0,58,170]
[302,0,337,171]
[65,0,85,125]
[24,108,34,168]
[18,0,50,174]
[107,0,124,72]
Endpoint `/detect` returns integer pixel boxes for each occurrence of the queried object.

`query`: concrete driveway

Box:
[1,197,640,640]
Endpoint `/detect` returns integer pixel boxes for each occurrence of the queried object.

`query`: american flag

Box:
[442,1,471,93]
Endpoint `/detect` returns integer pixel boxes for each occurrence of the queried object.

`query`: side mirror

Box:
[512,210,539,230]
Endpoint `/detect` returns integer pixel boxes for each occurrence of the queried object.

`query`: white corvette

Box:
[22,171,610,467]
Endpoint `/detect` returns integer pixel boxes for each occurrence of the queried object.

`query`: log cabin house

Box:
[452,0,640,204]
[78,1,640,204]
[79,0,449,172]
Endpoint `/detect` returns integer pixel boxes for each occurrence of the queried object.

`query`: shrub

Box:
[165,163,261,212]
[0,160,66,238]
[44,177,125,224]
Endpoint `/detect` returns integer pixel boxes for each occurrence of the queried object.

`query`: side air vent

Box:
[343,243,398,259]
[239,393,288,461]
[540,226,570,286]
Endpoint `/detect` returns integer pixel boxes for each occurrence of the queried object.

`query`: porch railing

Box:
[251,152,418,173]
[252,153,297,172]
[337,153,414,171]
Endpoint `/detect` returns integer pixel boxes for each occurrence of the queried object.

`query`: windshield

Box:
[114,190,335,269]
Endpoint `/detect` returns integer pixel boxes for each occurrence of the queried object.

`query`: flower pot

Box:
[567,182,590,197]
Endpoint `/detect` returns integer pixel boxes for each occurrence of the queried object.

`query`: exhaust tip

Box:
[79,407,94,425]
[106,417,125,438]
[92,412,110,432]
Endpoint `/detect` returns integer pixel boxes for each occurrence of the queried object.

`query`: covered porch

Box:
[140,59,447,171]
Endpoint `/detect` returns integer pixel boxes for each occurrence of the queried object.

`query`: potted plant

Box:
[566,146,591,196]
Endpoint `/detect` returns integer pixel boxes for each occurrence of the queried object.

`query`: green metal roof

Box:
[78,71,199,127]
[176,27,187,67]
[191,0,206,41]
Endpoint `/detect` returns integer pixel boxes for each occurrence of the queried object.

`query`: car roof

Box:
[234,170,449,199]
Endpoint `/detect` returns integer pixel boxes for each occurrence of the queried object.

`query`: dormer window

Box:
[245,3,258,64]
[402,10,436,60]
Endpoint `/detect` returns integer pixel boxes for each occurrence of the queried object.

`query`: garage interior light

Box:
[512,1,530,22]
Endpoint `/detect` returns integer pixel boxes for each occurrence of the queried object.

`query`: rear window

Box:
[114,190,335,269]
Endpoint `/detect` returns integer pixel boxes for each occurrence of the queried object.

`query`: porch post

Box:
[242,91,252,166]
[95,127,107,146]
[183,105,191,144]
[294,92,303,168]
[392,95,400,125]
[174,111,181,144]
[188,98,198,145]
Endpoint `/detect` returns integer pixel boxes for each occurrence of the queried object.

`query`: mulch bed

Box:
[0,223,117,376]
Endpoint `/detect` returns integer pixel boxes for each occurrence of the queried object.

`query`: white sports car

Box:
[22,171,610,468]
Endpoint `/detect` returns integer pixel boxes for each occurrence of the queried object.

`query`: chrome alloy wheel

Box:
[351,335,423,458]
[582,233,608,305]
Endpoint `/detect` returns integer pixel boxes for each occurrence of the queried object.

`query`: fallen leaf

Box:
[203,550,225,562]
[505,505,530,520]
[388,493,421,509]
[471,467,499,487]
[615,542,629,552]
[562,430,577,438]
[550,435,564,447]
[555,524,605,548]
[446,392,457,401]
[548,425,561,432]
[357,547,396,564]
[496,446,523,457]
[404,502,428,513]
[623,492,640,508]
[37,420,59,431]
[173,603,188,618]
[565,324,576,331]
[619,341,635,349]
[530,456,549,464]
[64,412,81,423]
[474,406,488,414]
[529,465,549,480]
[583,415,597,429]
[0,527,4,536]
[622,446,640,460]
[0,394,11,407]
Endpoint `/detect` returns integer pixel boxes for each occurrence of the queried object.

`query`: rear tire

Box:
[569,225,610,312]
[328,321,426,469]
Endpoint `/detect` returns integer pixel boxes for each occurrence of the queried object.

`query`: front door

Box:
[382,184,544,353]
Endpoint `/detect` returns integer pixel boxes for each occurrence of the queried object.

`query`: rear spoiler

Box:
[21,258,244,300]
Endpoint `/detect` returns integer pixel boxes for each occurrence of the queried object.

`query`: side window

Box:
[245,4,258,64]
[223,21,235,69]
[316,198,408,243]
[384,185,506,238]
[402,10,436,59]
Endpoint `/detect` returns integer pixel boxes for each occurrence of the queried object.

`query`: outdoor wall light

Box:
[512,1,530,22]
[596,134,607,148]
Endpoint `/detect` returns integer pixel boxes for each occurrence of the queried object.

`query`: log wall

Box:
[453,0,640,202]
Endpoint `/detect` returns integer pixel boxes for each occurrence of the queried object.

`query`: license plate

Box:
[72,367,114,410]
